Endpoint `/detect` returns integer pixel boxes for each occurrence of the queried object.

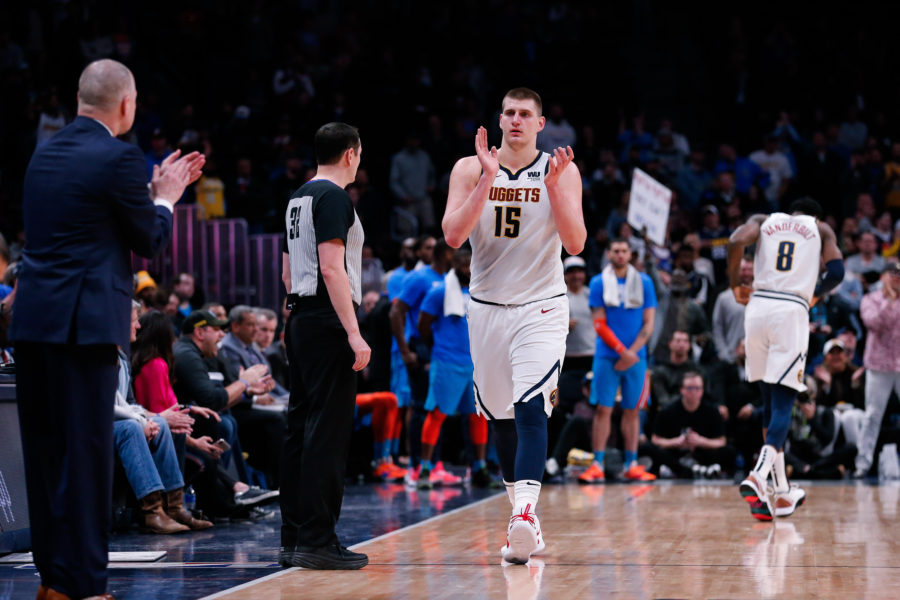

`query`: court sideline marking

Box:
[198,491,506,600]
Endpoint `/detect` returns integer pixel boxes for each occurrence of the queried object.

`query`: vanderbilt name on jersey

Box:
[754,212,821,303]
[469,152,565,305]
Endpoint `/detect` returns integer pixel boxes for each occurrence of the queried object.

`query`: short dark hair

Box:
[609,237,632,250]
[414,234,436,252]
[315,122,360,166]
[681,371,704,386]
[433,238,452,259]
[789,197,824,219]
[502,87,543,115]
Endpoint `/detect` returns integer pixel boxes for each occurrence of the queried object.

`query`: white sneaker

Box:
[773,483,806,517]
[500,504,543,564]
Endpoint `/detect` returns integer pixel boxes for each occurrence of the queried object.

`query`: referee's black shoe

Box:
[279,544,368,570]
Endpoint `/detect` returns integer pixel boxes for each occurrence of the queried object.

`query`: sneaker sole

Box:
[289,553,368,570]
[577,478,604,485]
[504,521,538,564]
[499,539,545,558]
[775,493,806,518]
[739,480,763,504]
[235,491,280,506]
[749,498,773,521]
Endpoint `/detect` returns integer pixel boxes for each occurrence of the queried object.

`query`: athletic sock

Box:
[373,441,385,463]
[473,459,486,472]
[593,451,605,469]
[390,437,400,457]
[772,451,789,494]
[624,450,637,468]
[503,480,515,507]
[514,480,541,515]
[752,444,777,482]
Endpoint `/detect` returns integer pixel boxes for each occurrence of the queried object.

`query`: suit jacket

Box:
[11,116,174,348]
[219,332,288,398]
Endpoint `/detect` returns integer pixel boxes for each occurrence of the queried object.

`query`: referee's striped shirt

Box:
[283,179,364,316]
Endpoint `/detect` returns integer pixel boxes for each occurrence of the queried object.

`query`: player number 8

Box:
[775,241,795,272]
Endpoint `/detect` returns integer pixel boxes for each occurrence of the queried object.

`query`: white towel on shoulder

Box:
[443,269,466,317]
[601,263,644,309]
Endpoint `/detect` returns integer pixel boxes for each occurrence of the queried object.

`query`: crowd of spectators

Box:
[1,3,900,531]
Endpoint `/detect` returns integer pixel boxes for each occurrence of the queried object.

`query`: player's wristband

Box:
[239,378,250,390]
[814,259,845,297]
[593,317,626,354]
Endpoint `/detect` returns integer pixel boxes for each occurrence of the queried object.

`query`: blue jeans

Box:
[114,416,184,500]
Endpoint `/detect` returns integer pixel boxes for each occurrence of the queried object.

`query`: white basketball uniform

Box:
[744,213,821,392]
[467,152,569,419]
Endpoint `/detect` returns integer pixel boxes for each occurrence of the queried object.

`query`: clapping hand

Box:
[475,127,498,178]
[545,146,574,186]
[151,149,206,203]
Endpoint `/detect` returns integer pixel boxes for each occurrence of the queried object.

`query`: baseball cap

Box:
[883,262,900,276]
[134,270,157,294]
[702,204,719,215]
[823,338,846,354]
[563,256,586,272]
[182,310,229,334]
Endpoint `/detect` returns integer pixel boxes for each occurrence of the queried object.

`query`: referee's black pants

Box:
[280,313,357,549]
[15,342,118,599]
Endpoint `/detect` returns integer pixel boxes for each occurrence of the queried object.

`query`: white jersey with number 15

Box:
[469,152,565,305]
[753,212,821,302]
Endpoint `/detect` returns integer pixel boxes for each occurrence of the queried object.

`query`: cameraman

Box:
[784,378,856,479]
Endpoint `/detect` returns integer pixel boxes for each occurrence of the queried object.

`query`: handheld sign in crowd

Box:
[627,168,672,246]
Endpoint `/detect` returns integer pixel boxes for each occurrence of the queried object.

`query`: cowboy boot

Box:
[139,490,190,534]
[164,488,213,530]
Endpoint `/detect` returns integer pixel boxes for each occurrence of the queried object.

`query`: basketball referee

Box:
[278,122,371,570]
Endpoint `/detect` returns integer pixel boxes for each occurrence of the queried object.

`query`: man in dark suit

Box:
[10,59,204,600]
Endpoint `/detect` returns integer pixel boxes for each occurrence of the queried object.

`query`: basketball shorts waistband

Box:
[470,293,565,309]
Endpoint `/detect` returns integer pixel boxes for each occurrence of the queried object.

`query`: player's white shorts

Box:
[467,294,569,420]
[744,292,810,393]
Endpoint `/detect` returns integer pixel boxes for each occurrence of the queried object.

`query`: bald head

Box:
[78,59,135,113]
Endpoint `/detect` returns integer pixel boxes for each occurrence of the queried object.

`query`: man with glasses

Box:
[647,372,735,478]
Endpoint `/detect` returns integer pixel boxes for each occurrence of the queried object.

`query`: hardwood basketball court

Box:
[203,481,900,599]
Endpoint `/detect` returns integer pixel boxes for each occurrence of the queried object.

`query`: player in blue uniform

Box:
[580,239,657,483]
[389,239,454,483]
[417,248,492,488]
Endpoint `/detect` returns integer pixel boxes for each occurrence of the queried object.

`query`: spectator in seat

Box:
[217,305,288,488]
[264,305,290,392]
[171,272,195,331]
[785,378,857,480]
[132,310,222,465]
[845,231,885,283]
[651,330,701,412]
[647,371,736,478]
[173,311,276,516]
[563,255,594,373]
[811,336,866,450]
[116,303,212,532]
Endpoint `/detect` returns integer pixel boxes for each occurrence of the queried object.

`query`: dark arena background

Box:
[2,2,900,599]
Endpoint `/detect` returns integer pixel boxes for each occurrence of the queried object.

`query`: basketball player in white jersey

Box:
[443,88,585,565]
[727,198,843,521]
